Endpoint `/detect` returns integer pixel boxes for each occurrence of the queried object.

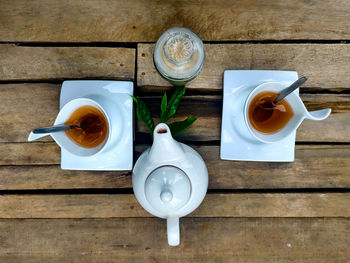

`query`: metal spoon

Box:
[32,115,101,134]
[32,124,80,134]
[255,76,308,121]
[275,76,308,103]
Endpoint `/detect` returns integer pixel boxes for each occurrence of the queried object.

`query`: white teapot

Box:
[132,123,208,246]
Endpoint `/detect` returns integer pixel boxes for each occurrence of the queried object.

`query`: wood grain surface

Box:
[1,1,350,261]
[0,165,131,190]
[1,84,349,143]
[0,144,349,190]
[0,45,135,81]
[1,0,350,42]
[138,44,350,91]
[0,218,349,262]
[0,193,349,218]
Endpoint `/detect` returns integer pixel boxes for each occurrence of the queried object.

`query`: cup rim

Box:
[53,97,112,156]
[244,81,297,143]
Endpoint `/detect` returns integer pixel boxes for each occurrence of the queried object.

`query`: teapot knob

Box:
[160,190,173,203]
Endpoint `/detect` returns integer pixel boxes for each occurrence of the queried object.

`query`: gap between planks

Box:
[2,40,350,47]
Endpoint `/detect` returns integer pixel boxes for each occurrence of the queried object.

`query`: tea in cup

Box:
[64,104,108,149]
[244,82,331,143]
[32,98,112,157]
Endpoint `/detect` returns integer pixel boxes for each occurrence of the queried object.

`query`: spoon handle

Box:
[33,124,74,134]
[275,76,308,103]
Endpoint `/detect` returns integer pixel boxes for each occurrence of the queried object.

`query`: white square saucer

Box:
[60,80,133,170]
[220,70,298,162]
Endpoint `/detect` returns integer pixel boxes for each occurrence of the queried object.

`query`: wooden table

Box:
[1,0,350,262]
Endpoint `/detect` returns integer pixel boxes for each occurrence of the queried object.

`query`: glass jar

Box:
[154,27,205,86]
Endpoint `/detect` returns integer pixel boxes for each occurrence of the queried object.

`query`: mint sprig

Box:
[131,95,155,138]
[160,86,185,123]
[131,87,196,139]
[168,117,197,138]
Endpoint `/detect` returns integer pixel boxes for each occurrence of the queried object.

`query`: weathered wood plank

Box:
[0,45,135,81]
[1,0,350,42]
[0,193,349,218]
[204,144,350,189]
[0,142,59,165]
[138,44,350,91]
[0,144,349,190]
[0,166,131,190]
[0,84,59,143]
[0,218,349,262]
[1,84,349,143]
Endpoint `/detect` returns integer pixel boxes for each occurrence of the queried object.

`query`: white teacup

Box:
[29,98,112,157]
[244,82,331,143]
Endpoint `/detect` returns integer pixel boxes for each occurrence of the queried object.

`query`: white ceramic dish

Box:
[59,80,133,170]
[244,82,331,144]
[220,70,298,162]
[54,98,111,156]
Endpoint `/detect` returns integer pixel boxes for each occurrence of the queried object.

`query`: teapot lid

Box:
[145,166,191,214]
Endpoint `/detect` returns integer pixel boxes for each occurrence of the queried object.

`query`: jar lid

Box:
[154,27,205,81]
[145,166,191,214]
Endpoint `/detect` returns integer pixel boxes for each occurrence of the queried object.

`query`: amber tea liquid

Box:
[64,106,108,148]
[248,91,294,134]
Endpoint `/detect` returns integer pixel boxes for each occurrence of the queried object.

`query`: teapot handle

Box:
[167,217,180,246]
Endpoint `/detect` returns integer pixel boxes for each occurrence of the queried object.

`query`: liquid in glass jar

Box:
[154,27,205,86]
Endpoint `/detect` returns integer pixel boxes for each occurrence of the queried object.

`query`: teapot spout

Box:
[149,123,185,163]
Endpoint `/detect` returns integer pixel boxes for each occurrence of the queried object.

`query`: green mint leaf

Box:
[160,92,167,123]
[131,96,155,138]
[168,117,197,138]
[162,86,185,122]
[130,95,138,104]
